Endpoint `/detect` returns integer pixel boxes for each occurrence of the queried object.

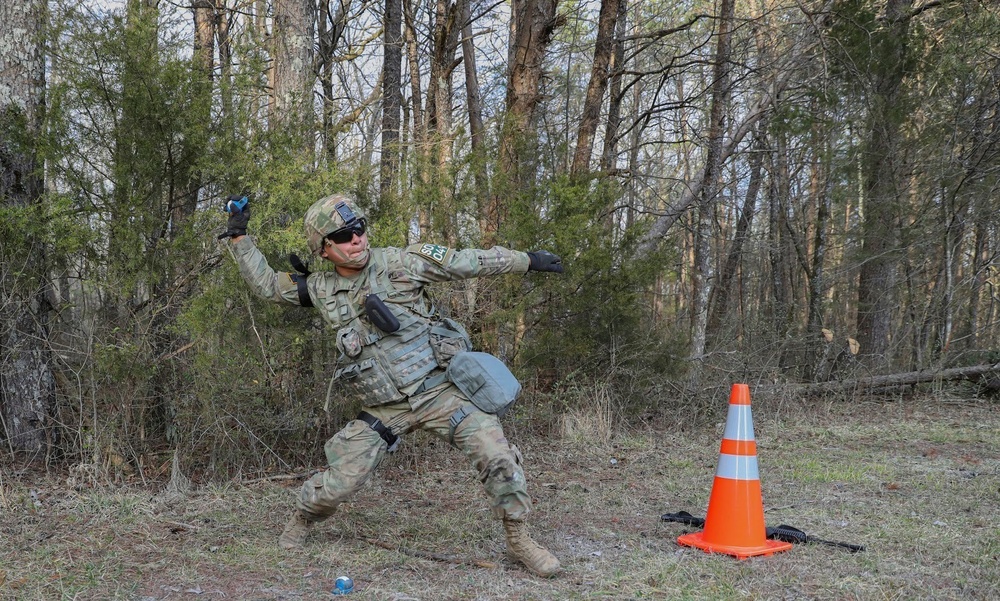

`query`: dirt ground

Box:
[1,390,998,600]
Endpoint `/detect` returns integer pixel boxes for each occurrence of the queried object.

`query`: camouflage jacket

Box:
[229,237,530,406]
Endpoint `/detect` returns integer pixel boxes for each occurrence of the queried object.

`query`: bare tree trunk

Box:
[216,0,233,122]
[403,0,425,143]
[412,0,460,241]
[381,0,403,198]
[768,128,792,350]
[967,218,988,350]
[429,0,460,218]
[570,0,621,176]
[430,0,459,144]
[599,0,627,174]
[689,0,734,369]
[271,0,316,151]
[459,0,483,149]
[855,0,914,366]
[806,106,832,380]
[708,129,763,340]
[193,1,216,77]
[0,0,57,456]
[485,0,560,244]
[460,0,487,200]
[403,0,430,236]
[624,44,645,228]
[318,0,349,161]
[937,189,967,359]
[177,1,217,230]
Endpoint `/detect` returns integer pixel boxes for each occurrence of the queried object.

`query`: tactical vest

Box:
[317,248,470,408]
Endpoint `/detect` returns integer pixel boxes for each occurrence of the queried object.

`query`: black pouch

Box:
[365,294,400,333]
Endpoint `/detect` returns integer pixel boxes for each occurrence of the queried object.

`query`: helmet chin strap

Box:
[327,243,371,269]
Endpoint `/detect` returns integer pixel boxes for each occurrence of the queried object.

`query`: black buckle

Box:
[356,411,399,452]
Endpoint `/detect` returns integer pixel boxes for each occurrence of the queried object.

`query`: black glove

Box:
[218,194,250,240]
[527,250,564,273]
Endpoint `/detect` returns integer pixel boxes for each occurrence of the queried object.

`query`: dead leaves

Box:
[821,328,859,355]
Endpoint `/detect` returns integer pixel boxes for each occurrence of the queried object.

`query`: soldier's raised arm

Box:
[402,243,563,283]
[219,194,307,307]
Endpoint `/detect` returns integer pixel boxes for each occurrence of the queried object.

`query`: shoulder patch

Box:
[415,243,450,266]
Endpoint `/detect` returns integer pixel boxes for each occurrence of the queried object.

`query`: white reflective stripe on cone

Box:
[722,404,755,441]
[715,453,760,480]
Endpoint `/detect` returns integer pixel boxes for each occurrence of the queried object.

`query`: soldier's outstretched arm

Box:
[228,237,305,306]
[402,243,563,283]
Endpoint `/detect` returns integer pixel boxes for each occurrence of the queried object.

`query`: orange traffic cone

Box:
[677,383,792,559]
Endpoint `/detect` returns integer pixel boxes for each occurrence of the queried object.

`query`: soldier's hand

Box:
[527,250,563,273]
[218,194,251,240]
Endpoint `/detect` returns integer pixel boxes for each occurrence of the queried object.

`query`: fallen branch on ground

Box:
[791,362,1000,395]
[237,469,322,485]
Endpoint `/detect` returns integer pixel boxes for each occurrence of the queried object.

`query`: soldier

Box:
[221,193,564,577]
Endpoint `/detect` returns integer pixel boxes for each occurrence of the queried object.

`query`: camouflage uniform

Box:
[229,236,533,521]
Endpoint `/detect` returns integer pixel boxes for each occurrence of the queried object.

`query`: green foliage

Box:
[504,176,685,393]
[826,1,882,80]
[165,166,368,471]
[45,4,209,294]
[0,106,45,262]
[29,0,1000,477]
[39,2,356,474]
[827,0,920,112]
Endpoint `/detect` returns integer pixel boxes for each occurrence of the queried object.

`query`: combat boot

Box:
[278,510,311,550]
[503,518,560,577]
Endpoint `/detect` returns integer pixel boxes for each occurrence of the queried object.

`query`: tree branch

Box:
[790,363,1000,395]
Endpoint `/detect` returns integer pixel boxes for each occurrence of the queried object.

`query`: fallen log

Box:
[791,362,1000,395]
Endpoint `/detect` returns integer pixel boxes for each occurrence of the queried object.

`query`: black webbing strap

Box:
[447,405,475,445]
[414,371,449,395]
[290,273,313,308]
[288,253,313,308]
[357,411,399,452]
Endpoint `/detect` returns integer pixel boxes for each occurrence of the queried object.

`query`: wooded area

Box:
[2,0,999,477]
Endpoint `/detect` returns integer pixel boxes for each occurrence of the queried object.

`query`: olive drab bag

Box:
[445,351,521,417]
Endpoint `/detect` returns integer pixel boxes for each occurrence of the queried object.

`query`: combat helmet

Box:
[304,194,366,256]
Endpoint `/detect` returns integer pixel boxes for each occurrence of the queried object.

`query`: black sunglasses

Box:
[326,218,367,244]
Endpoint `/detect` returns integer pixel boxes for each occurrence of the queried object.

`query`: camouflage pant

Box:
[296,382,532,522]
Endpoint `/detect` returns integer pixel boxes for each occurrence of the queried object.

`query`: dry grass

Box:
[1,390,998,600]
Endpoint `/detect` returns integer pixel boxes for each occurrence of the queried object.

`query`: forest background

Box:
[2,0,1000,480]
